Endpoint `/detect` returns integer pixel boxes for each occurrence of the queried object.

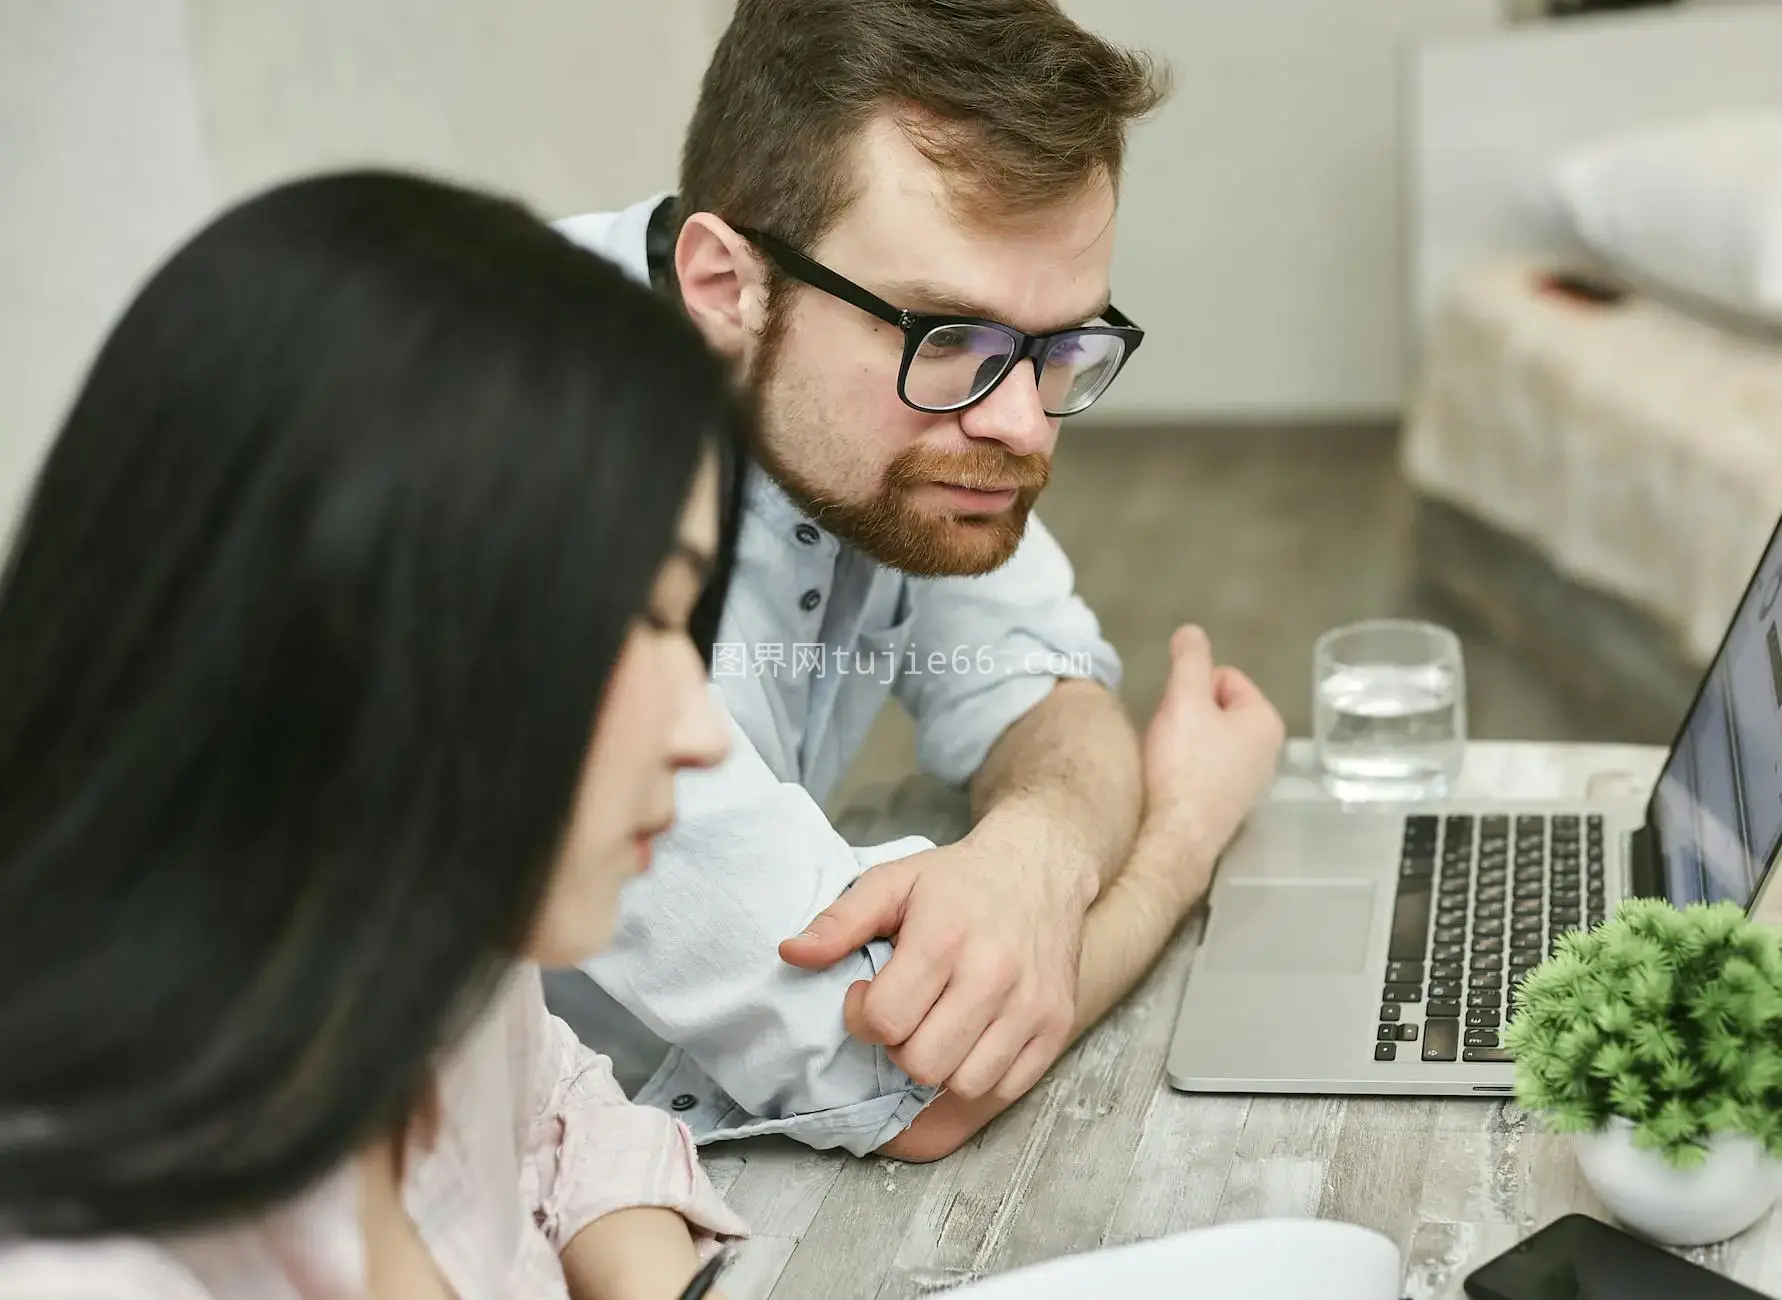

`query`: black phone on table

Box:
[1463,1214,1773,1300]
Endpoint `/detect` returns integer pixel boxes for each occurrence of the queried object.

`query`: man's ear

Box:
[675,213,768,361]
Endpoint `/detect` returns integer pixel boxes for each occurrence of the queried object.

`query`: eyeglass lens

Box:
[904,324,1126,416]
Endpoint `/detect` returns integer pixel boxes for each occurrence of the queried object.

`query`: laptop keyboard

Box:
[1373,813,1607,1063]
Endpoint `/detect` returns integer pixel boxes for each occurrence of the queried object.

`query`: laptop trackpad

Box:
[1203,881,1376,975]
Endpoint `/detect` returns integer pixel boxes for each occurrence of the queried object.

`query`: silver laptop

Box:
[1168,514,1782,1097]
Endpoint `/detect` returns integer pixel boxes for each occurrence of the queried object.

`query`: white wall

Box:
[1062,0,1499,420]
[0,0,216,540]
[184,0,713,218]
[0,0,723,548]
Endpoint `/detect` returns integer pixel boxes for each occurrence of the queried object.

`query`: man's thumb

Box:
[778,864,913,968]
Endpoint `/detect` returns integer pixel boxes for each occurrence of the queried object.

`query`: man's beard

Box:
[748,307,1051,578]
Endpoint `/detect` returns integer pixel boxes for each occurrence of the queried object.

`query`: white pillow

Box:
[1551,109,1782,327]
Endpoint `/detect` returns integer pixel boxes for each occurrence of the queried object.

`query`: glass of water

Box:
[1313,619,1466,802]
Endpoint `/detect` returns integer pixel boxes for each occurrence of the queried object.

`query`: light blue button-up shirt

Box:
[543,197,1122,1156]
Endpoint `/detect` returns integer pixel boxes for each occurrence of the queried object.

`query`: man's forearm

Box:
[968,679,1142,899]
[878,820,1204,1162]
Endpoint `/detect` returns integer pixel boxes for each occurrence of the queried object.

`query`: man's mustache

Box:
[887,446,1051,494]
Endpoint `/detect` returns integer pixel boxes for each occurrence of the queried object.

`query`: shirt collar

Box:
[742,461,825,539]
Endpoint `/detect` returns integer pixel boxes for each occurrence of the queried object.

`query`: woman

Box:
[0,170,749,1297]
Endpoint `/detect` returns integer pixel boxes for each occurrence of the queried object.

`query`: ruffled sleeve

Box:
[517,969,748,1258]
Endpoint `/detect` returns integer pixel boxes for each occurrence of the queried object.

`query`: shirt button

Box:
[794,523,820,546]
[799,589,822,613]
[670,1094,698,1112]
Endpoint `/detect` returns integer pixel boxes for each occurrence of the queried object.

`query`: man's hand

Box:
[777,830,1084,1103]
[1130,625,1285,913]
[874,626,1286,1163]
[780,626,1281,1122]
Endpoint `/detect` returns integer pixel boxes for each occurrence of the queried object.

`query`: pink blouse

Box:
[0,965,748,1298]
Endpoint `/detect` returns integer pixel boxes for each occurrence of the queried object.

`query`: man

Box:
[544,0,1284,1162]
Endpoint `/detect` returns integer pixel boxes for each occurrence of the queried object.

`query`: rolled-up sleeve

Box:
[894,512,1121,785]
[580,692,941,1156]
[523,975,748,1256]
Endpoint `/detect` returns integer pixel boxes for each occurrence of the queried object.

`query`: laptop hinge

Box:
[1627,823,1664,899]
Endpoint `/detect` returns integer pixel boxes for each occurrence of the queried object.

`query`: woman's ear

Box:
[675,213,768,362]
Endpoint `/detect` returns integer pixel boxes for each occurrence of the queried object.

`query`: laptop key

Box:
[1472,936,1504,955]
[1468,990,1502,1008]
[1379,1003,1401,1022]
[1397,1023,1419,1042]
[1514,883,1544,901]
[1434,943,1466,962]
[1467,1009,1501,1028]
[1378,1023,1398,1041]
[1465,1030,1500,1048]
[1426,1000,1461,1018]
[1385,962,1424,985]
[1375,1042,1397,1062]
[1432,962,1465,980]
[1464,1047,1513,1063]
[1435,926,1466,944]
[1383,984,1422,1003]
[1422,1018,1460,1062]
[1387,878,1433,962]
[1428,982,1461,1001]
[1471,955,1504,974]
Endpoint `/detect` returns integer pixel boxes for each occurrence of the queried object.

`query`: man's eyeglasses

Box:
[734,226,1144,418]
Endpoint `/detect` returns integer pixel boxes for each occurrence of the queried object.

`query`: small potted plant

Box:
[1504,898,1782,1246]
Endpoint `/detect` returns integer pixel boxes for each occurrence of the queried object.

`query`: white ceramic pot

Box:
[1573,1117,1782,1247]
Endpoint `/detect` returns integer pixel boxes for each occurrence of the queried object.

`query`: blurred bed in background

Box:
[1402,4,1782,739]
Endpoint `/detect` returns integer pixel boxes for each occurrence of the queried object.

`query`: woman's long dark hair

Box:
[0,171,745,1236]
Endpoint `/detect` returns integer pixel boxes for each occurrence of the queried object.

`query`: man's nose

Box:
[957,360,1058,459]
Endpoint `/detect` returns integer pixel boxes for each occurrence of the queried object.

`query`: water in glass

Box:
[1314,621,1465,801]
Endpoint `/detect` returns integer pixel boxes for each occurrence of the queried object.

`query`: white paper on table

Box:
[937,1218,1403,1300]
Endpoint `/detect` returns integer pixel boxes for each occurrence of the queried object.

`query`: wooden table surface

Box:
[707,741,1782,1300]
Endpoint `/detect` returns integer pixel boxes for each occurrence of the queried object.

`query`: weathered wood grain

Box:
[721,742,1782,1300]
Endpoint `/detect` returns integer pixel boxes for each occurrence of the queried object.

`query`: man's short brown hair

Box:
[679,0,1169,252]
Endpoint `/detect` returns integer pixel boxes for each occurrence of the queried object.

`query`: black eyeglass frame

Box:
[734,225,1145,417]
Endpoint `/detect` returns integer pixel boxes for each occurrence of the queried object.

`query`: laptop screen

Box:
[1650,519,1782,908]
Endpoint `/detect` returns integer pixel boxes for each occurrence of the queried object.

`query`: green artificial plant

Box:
[1504,898,1782,1169]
